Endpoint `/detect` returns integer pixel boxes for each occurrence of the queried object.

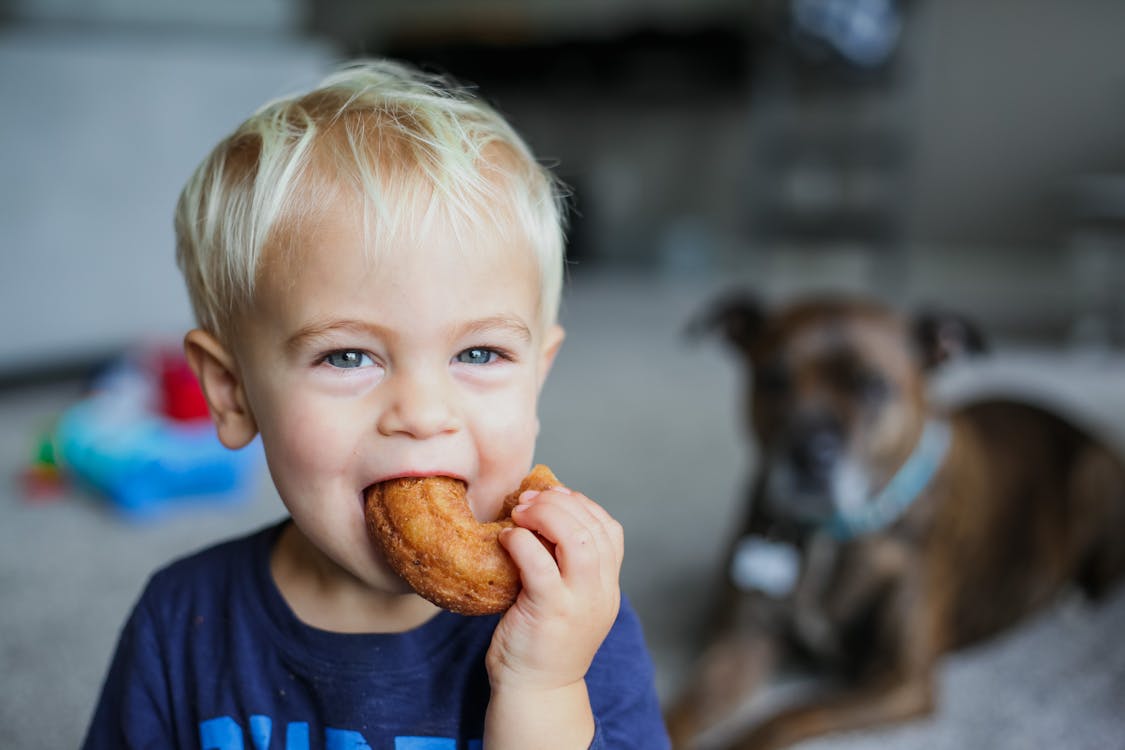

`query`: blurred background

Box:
[2,1,1125,748]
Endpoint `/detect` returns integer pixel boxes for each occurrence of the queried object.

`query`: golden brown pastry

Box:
[365,464,561,615]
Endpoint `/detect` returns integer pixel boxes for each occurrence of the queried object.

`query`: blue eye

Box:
[455,348,499,365]
[323,350,373,369]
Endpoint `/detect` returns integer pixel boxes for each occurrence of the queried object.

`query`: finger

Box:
[513,489,601,549]
[498,526,563,596]
[518,488,607,539]
[570,494,625,568]
[531,490,624,575]
[512,492,609,582]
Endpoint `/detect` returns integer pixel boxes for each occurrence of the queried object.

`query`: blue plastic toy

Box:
[53,352,263,520]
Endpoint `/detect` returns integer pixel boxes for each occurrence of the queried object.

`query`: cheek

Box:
[470,376,540,438]
[255,395,359,494]
[862,396,915,464]
[474,400,539,467]
[467,386,542,509]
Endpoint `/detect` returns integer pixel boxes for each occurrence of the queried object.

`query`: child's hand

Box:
[483,484,624,748]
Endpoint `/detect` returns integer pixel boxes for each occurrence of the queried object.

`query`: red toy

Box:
[158,351,210,422]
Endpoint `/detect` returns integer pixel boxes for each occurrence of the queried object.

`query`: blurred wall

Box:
[2,0,1124,376]
[1,0,298,30]
[0,4,335,374]
[908,0,1125,248]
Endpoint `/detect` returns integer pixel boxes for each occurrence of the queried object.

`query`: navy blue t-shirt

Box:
[82,521,670,749]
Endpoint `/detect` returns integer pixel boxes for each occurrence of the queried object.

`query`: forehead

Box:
[264,172,535,281]
[251,185,541,328]
[762,309,914,375]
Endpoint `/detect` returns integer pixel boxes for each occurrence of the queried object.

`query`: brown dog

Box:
[666,293,1125,750]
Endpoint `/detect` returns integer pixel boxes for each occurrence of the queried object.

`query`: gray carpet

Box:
[2,272,1124,749]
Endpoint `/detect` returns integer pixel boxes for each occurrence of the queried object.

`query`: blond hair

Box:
[175,59,567,342]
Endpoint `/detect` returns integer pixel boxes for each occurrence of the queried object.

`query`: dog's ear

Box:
[685,291,765,354]
[912,309,988,371]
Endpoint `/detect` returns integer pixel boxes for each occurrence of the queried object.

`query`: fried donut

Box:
[364,464,561,615]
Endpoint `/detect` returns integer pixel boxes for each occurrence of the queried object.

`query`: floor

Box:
[2,271,1124,749]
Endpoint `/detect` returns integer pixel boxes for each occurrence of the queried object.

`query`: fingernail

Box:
[551,485,572,495]
[518,490,540,503]
[513,503,531,514]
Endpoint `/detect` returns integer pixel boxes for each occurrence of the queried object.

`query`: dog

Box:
[665,292,1125,750]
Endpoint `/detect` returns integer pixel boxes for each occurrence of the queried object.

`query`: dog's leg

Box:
[1069,445,1125,599]
[726,672,936,750]
[726,560,941,750]
[667,479,806,748]
[665,622,783,750]
[666,552,791,750]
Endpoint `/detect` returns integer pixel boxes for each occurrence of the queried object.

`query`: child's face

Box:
[228,194,563,595]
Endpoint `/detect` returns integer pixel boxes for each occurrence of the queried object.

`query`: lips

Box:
[371,470,468,486]
[363,471,469,509]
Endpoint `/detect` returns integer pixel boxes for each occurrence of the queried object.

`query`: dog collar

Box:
[826,419,952,540]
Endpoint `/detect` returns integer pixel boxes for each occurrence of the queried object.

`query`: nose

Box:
[376,370,459,439]
[790,422,844,481]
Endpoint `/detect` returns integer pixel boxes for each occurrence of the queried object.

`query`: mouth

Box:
[361,476,499,529]
[764,455,874,524]
[767,489,835,525]
[361,472,469,508]
[764,467,835,518]
[372,470,468,485]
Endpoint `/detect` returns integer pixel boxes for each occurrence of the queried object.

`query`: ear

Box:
[912,309,988,371]
[537,324,566,392]
[183,329,259,449]
[684,290,765,354]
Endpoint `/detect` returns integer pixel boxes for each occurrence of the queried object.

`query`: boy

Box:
[82,60,670,749]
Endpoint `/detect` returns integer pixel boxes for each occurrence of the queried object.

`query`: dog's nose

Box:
[792,429,843,479]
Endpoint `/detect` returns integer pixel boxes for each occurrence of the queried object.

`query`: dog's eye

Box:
[756,366,790,395]
[853,371,890,402]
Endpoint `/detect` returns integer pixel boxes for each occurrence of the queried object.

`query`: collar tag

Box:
[730,536,801,597]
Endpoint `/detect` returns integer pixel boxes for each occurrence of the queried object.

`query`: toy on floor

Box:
[20,428,69,502]
[50,348,262,519]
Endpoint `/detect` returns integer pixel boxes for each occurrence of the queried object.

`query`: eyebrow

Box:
[285,319,392,356]
[459,314,533,344]
[284,314,532,355]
